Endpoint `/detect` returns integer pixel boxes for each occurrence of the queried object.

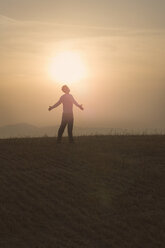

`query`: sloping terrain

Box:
[0,136,164,248]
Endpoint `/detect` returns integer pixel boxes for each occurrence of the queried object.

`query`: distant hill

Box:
[0,123,164,138]
[0,123,58,138]
[0,123,119,138]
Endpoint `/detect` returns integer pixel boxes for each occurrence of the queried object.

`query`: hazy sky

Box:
[0,0,165,129]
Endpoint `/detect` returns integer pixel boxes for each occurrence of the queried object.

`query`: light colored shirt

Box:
[52,94,80,113]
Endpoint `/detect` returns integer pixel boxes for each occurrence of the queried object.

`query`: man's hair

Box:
[61,85,70,93]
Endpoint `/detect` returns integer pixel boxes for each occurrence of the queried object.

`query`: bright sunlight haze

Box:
[0,0,165,131]
[48,51,87,84]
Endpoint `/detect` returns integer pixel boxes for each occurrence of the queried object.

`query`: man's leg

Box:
[57,114,67,142]
[68,114,74,143]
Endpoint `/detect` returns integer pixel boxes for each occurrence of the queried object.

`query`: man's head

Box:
[61,85,70,94]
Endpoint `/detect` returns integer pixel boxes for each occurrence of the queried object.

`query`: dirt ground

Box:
[0,135,164,247]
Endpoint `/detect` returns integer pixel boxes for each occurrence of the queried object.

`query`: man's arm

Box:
[48,98,62,111]
[72,96,84,110]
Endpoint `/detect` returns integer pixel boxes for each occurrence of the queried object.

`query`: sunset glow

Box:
[48,51,87,84]
[0,0,165,129]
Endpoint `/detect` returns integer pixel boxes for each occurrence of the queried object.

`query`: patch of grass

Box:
[0,135,164,247]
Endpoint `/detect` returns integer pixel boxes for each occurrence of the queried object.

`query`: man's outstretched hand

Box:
[79,104,84,110]
[48,106,53,111]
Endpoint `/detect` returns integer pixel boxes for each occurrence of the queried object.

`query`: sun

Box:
[48,51,87,84]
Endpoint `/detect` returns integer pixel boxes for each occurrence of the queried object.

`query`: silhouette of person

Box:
[48,85,83,143]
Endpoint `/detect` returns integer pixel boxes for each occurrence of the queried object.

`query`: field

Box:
[0,135,164,248]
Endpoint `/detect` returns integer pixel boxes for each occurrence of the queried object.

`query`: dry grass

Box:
[0,135,164,248]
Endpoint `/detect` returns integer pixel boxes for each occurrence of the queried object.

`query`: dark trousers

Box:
[58,113,74,141]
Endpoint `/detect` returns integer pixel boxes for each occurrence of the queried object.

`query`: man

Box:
[48,85,83,143]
